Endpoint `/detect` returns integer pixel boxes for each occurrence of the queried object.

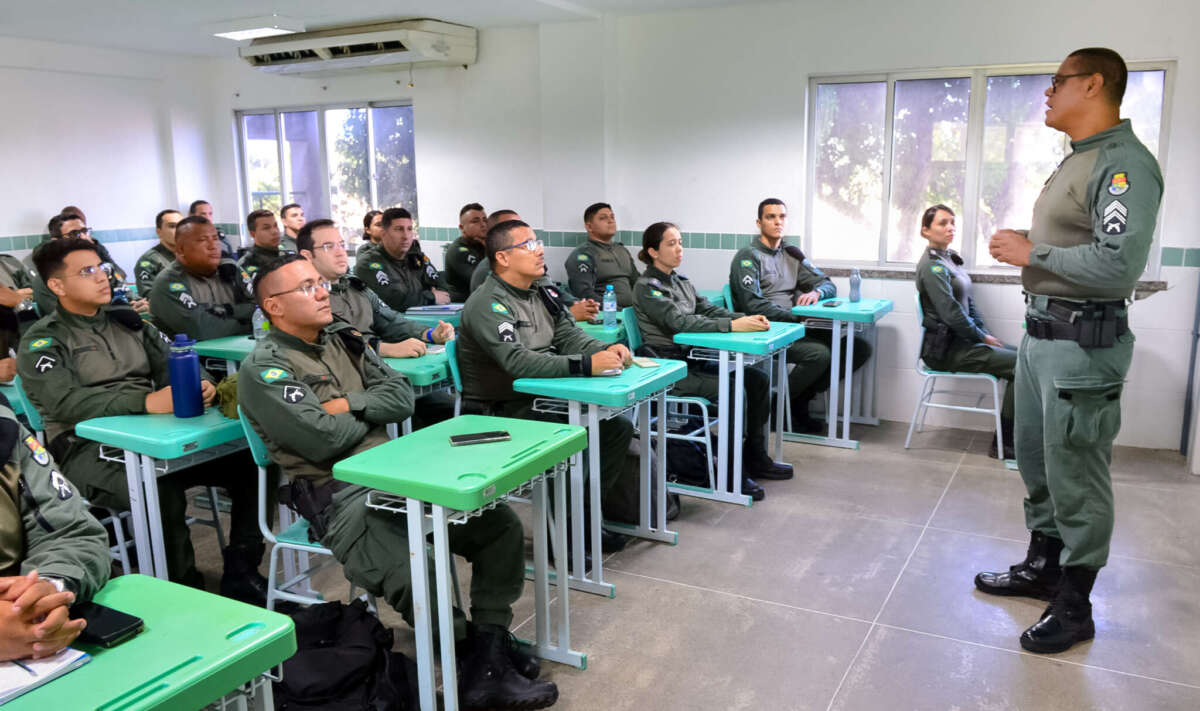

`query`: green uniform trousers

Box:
[58,439,262,586]
[1014,297,1132,570]
[322,484,525,635]
[926,342,1017,421]
[674,364,771,457]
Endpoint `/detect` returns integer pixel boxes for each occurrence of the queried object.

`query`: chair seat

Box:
[669,395,712,407]
[918,366,999,382]
[277,518,321,548]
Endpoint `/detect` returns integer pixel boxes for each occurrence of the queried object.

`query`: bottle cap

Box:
[172,333,196,348]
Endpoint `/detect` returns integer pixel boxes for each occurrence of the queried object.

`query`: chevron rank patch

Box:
[28,338,52,351]
[1102,200,1127,234]
[24,436,49,466]
[491,302,510,314]
[741,274,753,287]
[497,321,516,342]
[260,368,289,383]
[1108,172,1129,196]
[49,471,73,500]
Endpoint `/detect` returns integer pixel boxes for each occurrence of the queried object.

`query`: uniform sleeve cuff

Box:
[345,391,368,414]
[717,318,733,332]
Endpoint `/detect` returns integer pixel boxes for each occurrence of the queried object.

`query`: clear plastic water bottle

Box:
[849,268,862,303]
[167,334,204,418]
[251,307,269,339]
[602,284,618,328]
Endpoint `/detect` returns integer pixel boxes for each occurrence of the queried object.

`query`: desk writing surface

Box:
[401,311,462,329]
[384,351,450,387]
[512,358,687,408]
[9,574,295,711]
[673,322,806,355]
[75,408,245,460]
[577,321,626,344]
[193,335,256,361]
[333,415,585,511]
[792,298,893,323]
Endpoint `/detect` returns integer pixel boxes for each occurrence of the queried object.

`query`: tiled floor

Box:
[189,420,1200,710]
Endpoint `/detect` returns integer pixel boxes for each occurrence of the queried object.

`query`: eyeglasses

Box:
[499,238,544,253]
[268,279,331,299]
[62,263,112,280]
[64,227,93,239]
[1049,72,1092,92]
[312,241,347,253]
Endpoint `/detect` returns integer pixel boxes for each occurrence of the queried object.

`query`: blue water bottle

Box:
[168,334,204,418]
[602,284,618,328]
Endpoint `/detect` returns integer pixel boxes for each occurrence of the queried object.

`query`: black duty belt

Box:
[1026,298,1127,348]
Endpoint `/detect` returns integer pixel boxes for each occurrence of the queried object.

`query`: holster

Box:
[1027,299,1127,348]
[278,479,348,541]
[921,322,953,362]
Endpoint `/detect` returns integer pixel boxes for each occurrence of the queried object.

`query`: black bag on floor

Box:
[274,599,418,711]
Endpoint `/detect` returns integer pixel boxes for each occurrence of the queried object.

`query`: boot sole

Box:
[462,690,559,710]
[1019,619,1095,654]
[974,577,1057,602]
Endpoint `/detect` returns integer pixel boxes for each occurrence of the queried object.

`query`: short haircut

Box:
[486,219,530,268]
[459,202,485,218]
[487,210,519,230]
[1067,47,1128,105]
[296,219,336,253]
[252,253,309,308]
[921,204,955,231]
[246,209,276,233]
[33,236,100,282]
[583,202,611,224]
[280,203,302,218]
[639,222,678,266]
[60,205,85,221]
[174,215,211,241]
[155,209,182,229]
[188,200,210,215]
[757,198,786,220]
[380,207,413,230]
[47,213,67,239]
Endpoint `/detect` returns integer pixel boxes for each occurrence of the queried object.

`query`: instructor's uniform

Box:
[1015,119,1162,570]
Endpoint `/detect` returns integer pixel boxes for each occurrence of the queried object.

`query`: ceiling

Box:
[0,0,764,57]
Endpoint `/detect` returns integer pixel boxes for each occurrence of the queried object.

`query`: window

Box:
[236,104,417,244]
[806,63,1170,269]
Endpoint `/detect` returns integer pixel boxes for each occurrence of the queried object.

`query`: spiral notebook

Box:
[0,648,91,705]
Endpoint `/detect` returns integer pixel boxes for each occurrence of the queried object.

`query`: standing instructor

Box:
[984,48,1162,654]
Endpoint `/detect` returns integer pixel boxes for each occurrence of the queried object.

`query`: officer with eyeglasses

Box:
[983,47,1164,654]
[149,216,257,341]
[30,212,138,317]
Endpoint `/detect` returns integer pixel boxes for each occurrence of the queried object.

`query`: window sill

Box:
[819,265,1167,298]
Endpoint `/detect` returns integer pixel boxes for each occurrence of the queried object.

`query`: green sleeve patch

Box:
[28,337,53,351]
[740,259,753,267]
[577,254,589,261]
[458,246,468,251]
[260,368,289,382]
[930,264,946,274]
[245,266,258,273]
[139,260,152,267]
[169,282,186,292]
[650,289,664,298]
[369,262,382,269]
[491,302,510,314]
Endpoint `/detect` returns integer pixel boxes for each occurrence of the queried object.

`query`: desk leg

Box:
[733,352,745,498]
[122,450,154,579]
[402,418,413,436]
[139,454,169,579]
[406,498,436,711]
[827,320,842,440]
[532,464,585,668]
[605,395,676,544]
[431,505,459,711]
[564,404,612,597]
[774,349,787,461]
[781,319,861,450]
[586,405,605,589]
[717,349,730,495]
[842,329,855,442]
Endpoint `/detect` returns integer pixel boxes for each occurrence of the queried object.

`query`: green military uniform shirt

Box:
[237,322,414,488]
[134,243,175,297]
[1023,119,1163,299]
[916,247,989,343]
[458,272,606,403]
[279,234,299,254]
[329,274,428,347]
[238,244,281,279]
[444,236,485,303]
[353,242,443,312]
[149,259,255,340]
[0,405,110,599]
[565,238,640,307]
[729,239,835,321]
[633,264,738,357]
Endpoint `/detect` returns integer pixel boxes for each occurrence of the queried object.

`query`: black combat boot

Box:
[723,442,765,500]
[989,418,1016,460]
[463,622,541,680]
[219,544,270,607]
[744,444,794,481]
[1019,566,1097,653]
[975,531,1063,601]
[460,624,559,710]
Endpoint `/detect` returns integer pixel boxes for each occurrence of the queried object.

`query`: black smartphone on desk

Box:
[69,601,144,648]
[449,430,511,446]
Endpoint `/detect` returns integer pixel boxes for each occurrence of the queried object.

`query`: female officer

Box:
[915,204,1017,458]
[632,222,791,500]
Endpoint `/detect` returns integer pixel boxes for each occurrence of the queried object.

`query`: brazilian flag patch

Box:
[260,368,289,383]
[931,264,945,274]
[491,302,510,314]
[577,254,589,261]
[169,282,186,292]
[458,246,468,251]
[369,262,382,269]
[740,259,753,267]
[139,260,152,267]
[28,338,52,351]
[651,289,664,298]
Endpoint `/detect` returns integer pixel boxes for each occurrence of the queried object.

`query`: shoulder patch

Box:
[179,293,196,309]
[458,246,468,252]
[282,385,305,404]
[139,260,152,267]
[49,470,73,500]
[260,368,289,383]
[491,302,510,314]
[497,321,516,342]
[369,262,382,269]
[169,282,186,292]
[28,337,52,351]
[740,259,753,267]
[1108,172,1129,196]
[930,264,946,274]
[245,265,258,273]
[1102,200,1127,234]
[24,436,49,466]
[650,289,665,298]
[34,355,55,373]
[577,254,589,261]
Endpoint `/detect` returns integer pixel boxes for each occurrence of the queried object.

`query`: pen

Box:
[11,659,37,677]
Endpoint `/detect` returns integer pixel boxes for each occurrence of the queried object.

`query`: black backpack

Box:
[274,599,418,711]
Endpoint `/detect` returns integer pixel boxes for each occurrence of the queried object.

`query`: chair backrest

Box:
[12,376,44,434]
[721,283,734,312]
[237,406,271,468]
[621,307,644,351]
[445,338,462,392]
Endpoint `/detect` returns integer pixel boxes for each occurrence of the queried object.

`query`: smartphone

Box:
[69,601,144,648]
[822,300,843,308]
[449,430,511,446]
[599,368,623,376]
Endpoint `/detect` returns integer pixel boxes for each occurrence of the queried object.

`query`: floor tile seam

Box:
[874,622,1200,691]
[510,600,555,636]
[600,567,873,626]
[823,450,966,711]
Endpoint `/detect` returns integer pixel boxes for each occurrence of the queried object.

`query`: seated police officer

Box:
[354,207,450,311]
[633,222,791,501]
[18,237,266,601]
[0,402,110,662]
[729,198,872,433]
[135,209,182,297]
[458,220,639,537]
[239,209,284,278]
[238,255,557,710]
[279,203,305,254]
[150,216,256,341]
[32,212,143,317]
[564,202,639,308]
[445,203,488,303]
[915,205,1016,459]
